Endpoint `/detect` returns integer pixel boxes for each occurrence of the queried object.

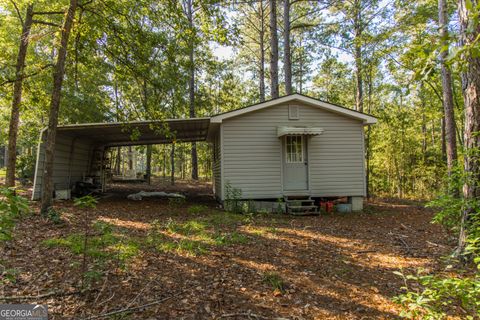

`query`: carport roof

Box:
[55,117,210,146]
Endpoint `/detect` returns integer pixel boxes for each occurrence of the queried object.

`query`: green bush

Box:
[15,154,35,179]
[394,166,480,319]
[0,187,30,242]
[45,208,63,224]
[393,269,480,319]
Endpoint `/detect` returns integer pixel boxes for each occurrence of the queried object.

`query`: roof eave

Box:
[210,94,378,124]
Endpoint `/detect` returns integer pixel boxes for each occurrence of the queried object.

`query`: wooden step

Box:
[288,205,317,210]
[290,210,320,216]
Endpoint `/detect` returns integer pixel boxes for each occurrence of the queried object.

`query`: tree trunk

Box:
[115,147,121,175]
[187,0,198,180]
[128,146,133,170]
[114,78,121,175]
[163,145,166,179]
[259,1,266,102]
[457,0,480,255]
[269,0,279,98]
[170,143,175,186]
[283,0,292,95]
[441,116,447,162]
[40,0,77,214]
[438,0,458,179]
[146,145,152,185]
[353,0,363,112]
[6,4,34,187]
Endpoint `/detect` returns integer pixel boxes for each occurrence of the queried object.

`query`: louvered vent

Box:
[288,105,299,120]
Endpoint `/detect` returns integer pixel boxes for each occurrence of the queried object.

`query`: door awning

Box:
[277,126,324,137]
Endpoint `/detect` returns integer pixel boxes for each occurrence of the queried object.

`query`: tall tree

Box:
[237,1,268,101]
[353,0,364,112]
[40,0,77,214]
[457,0,480,255]
[184,0,199,180]
[5,3,34,187]
[269,0,279,98]
[283,0,292,95]
[259,1,266,101]
[438,0,458,180]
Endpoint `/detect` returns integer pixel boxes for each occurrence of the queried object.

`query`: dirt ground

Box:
[1,180,454,319]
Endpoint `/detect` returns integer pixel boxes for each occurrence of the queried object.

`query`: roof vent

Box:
[288,105,299,120]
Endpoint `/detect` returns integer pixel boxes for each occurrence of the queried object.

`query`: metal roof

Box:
[56,118,210,146]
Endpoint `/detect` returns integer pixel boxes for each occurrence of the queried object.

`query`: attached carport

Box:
[32,118,211,200]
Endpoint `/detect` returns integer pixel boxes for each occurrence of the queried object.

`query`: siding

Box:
[32,133,94,200]
[220,103,365,200]
[211,130,222,199]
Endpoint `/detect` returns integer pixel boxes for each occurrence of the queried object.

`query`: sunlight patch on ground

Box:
[97,216,151,230]
[231,257,278,273]
[296,273,399,316]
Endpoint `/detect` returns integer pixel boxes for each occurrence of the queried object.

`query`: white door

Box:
[283,135,308,191]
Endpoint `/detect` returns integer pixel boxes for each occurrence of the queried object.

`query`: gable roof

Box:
[210,93,377,125]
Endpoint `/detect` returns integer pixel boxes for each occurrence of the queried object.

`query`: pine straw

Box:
[1,184,453,319]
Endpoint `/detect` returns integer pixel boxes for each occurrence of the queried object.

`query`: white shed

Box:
[208,94,377,210]
[32,94,376,211]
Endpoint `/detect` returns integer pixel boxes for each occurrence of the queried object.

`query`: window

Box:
[286,135,303,163]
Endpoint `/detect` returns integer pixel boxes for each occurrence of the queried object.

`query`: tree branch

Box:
[33,20,61,27]
[0,64,54,87]
[8,0,24,26]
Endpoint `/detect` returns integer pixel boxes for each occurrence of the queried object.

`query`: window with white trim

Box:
[286,135,303,163]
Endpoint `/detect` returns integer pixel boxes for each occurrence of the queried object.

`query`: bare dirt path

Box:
[1,182,453,319]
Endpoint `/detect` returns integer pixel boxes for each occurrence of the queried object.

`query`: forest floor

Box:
[1,180,455,319]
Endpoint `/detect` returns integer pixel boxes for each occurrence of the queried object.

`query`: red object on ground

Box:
[319,201,334,213]
[326,201,334,213]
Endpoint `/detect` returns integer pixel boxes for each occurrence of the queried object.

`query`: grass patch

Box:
[147,214,250,256]
[187,204,208,215]
[213,231,248,245]
[263,272,286,293]
[158,239,208,256]
[43,221,139,268]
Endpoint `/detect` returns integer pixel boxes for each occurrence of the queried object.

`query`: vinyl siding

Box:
[32,133,93,200]
[211,130,222,199]
[220,103,365,200]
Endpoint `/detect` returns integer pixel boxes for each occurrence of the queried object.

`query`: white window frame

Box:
[285,135,304,163]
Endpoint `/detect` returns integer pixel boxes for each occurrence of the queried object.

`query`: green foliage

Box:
[0,187,30,242]
[427,166,465,232]
[168,197,186,209]
[146,213,249,256]
[0,262,18,285]
[43,221,139,269]
[187,204,208,214]
[263,272,286,293]
[395,170,480,319]
[45,208,63,225]
[393,269,480,319]
[212,231,248,246]
[224,182,243,214]
[73,195,98,209]
[15,154,34,179]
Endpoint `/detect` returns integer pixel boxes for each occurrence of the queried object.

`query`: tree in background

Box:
[40,0,77,214]
[457,0,480,255]
[236,1,268,101]
[269,0,279,98]
[5,2,33,187]
[438,0,458,183]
